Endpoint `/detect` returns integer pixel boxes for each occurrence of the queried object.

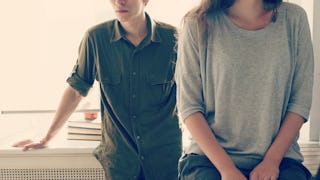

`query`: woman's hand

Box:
[249,160,279,180]
[12,138,48,151]
[221,167,248,180]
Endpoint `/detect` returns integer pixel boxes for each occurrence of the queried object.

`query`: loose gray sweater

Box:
[176,2,314,169]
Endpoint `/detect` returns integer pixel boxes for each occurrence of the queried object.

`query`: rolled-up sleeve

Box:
[67,31,96,97]
[287,10,314,121]
[175,17,205,122]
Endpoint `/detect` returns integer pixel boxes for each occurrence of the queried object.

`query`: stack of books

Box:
[66,119,102,141]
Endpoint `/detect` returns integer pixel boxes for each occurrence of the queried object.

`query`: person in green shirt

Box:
[12,0,182,179]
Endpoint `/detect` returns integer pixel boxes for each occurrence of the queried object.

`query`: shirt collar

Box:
[110,13,161,43]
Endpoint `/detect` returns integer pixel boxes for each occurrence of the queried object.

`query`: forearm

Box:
[184,112,236,173]
[44,85,83,141]
[263,112,304,165]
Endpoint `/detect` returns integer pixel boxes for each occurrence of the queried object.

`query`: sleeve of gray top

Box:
[175,17,205,122]
[287,9,314,121]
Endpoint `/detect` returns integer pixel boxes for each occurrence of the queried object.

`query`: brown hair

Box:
[183,0,282,45]
[187,0,282,21]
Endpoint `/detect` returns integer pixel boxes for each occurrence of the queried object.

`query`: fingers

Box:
[250,172,258,180]
[22,142,46,151]
[250,173,278,180]
[269,176,277,180]
[12,139,33,147]
[250,174,277,180]
[13,139,48,151]
[262,176,276,180]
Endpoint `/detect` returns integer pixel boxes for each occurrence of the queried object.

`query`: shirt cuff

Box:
[287,103,310,122]
[178,106,205,123]
[66,74,92,97]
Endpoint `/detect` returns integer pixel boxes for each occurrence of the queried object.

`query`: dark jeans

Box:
[313,167,320,180]
[178,153,312,180]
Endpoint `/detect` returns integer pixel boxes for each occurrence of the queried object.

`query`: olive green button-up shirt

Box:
[67,14,182,180]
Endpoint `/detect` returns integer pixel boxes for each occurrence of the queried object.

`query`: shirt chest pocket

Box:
[103,74,121,85]
[100,74,122,100]
[145,73,175,106]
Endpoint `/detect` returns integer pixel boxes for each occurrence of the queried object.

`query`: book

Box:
[67,120,101,130]
[66,119,102,141]
[67,133,101,141]
[68,127,101,135]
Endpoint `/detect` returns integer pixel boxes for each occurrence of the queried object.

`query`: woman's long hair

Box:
[188,0,282,21]
[183,0,282,45]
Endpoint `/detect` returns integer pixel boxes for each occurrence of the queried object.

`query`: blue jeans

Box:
[178,153,311,180]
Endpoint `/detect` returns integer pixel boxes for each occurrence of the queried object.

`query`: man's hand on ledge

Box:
[12,139,48,151]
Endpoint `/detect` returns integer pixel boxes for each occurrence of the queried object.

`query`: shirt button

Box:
[132,94,136,98]
[132,72,136,76]
[136,136,140,140]
[140,156,144,160]
[132,115,136,119]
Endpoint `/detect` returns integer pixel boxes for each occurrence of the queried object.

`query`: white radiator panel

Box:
[300,143,320,175]
[0,168,106,180]
[0,148,107,179]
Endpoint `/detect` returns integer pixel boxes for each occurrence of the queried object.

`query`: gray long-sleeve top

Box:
[175,2,314,169]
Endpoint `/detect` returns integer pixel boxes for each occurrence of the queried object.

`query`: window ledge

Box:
[0,113,101,169]
[0,145,101,169]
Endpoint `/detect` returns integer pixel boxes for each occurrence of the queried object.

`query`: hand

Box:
[249,160,279,180]
[12,138,48,151]
[221,167,248,180]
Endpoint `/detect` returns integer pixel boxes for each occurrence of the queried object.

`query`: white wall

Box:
[0,1,107,111]
[0,0,196,112]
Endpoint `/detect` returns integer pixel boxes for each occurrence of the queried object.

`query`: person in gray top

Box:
[175,0,314,179]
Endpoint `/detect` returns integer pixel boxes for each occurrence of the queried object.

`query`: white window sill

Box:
[0,136,101,169]
[0,113,102,169]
